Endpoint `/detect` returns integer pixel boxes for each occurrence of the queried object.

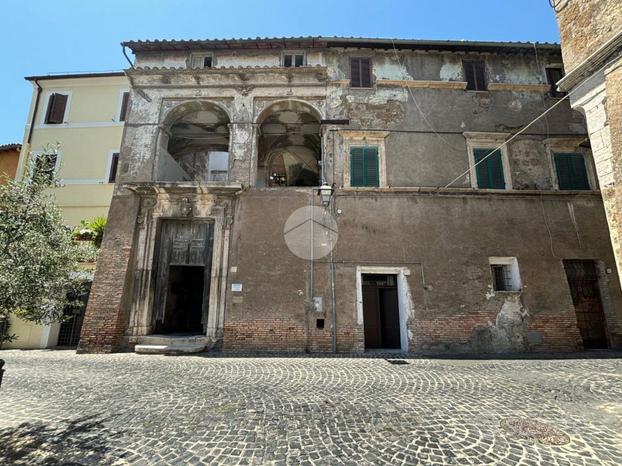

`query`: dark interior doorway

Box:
[362,274,401,349]
[563,260,608,349]
[156,265,205,334]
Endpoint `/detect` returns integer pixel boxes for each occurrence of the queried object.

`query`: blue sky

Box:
[0,0,560,143]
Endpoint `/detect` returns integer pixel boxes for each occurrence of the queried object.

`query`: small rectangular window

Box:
[350,146,379,187]
[119,92,130,122]
[489,257,521,292]
[350,58,372,88]
[546,67,566,98]
[284,53,304,68]
[554,153,590,190]
[207,151,229,182]
[32,153,58,182]
[108,152,120,183]
[463,60,487,91]
[473,148,505,189]
[190,54,213,69]
[44,93,68,124]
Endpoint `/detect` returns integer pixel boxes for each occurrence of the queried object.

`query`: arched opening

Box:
[157,101,230,182]
[257,101,321,187]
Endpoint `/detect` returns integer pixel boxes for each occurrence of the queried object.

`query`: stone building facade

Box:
[78,37,622,354]
[553,0,622,290]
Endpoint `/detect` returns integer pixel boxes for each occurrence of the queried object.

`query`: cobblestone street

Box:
[1,350,621,465]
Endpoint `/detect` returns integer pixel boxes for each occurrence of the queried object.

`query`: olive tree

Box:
[0,145,85,343]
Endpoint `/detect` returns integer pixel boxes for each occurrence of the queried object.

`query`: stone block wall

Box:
[555,0,622,71]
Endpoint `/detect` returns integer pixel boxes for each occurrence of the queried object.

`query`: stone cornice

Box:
[558,29,622,91]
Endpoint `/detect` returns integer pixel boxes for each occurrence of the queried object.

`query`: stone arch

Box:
[156,100,232,182]
[256,100,323,187]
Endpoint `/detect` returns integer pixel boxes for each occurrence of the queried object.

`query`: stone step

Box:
[135,344,206,355]
[139,334,207,346]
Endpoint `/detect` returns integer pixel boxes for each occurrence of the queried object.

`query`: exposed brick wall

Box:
[528,311,583,352]
[556,0,622,71]
[77,192,140,353]
[411,310,582,353]
[223,319,306,352]
[223,319,363,353]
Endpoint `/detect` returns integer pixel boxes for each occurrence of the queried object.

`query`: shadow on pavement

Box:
[0,414,124,465]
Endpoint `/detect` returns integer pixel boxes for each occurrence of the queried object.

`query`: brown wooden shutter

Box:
[350,58,361,87]
[350,58,372,88]
[45,93,68,124]
[360,58,372,88]
[474,61,486,91]
[464,61,486,91]
[119,92,129,121]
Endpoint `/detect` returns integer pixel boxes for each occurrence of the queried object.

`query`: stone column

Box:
[228,123,256,186]
[571,58,622,290]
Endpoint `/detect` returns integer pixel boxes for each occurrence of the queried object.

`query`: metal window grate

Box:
[491,264,512,291]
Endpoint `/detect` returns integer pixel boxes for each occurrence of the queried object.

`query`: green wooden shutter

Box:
[555,153,589,190]
[364,147,379,187]
[350,147,365,186]
[474,148,505,189]
[350,146,379,187]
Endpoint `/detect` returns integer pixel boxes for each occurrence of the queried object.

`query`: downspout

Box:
[27,79,42,144]
[122,44,135,69]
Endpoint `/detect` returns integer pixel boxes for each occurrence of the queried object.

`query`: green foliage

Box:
[72,216,107,248]
[0,144,85,326]
[0,316,16,348]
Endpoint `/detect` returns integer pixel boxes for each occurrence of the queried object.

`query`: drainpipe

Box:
[122,44,134,69]
[27,79,42,145]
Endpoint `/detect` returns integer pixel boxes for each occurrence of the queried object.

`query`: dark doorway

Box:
[563,260,608,349]
[156,265,205,334]
[58,283,91,347]
[153,220,213,335]
[362,274,401,349]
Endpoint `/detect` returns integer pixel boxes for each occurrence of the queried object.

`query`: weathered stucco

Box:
[80,40,622,354]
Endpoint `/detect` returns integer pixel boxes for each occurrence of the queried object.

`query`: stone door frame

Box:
[126,186,236,348]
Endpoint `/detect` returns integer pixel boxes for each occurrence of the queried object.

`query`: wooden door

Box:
[363,284,381,348]
[154,220,214,331]
[380,287,400,349]
[563,260,608,349]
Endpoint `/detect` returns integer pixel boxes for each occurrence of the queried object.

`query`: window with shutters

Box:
[190,53,213,69]
[489,257,521,292]
[44,92,69,124]
[283,52,305,68]
[546,67,567,98]
[108,152,120,183]
[473,148,506,189]
[350,57,373,88]
[463,60,487,91]
[554,153,590,190]
[118,91,130,122]
[349,146,380,187]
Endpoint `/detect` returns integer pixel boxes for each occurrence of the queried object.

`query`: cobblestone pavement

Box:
[1,351,621,465]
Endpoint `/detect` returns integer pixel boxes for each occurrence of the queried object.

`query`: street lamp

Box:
[318,183,334,206]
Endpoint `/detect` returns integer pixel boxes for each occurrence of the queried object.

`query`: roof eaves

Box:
[0,143,21,152]
[25,71,126,81]
[122,36,561,54]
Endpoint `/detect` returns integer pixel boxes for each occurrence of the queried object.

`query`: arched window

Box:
[158,102,230,182]
[256,101,321,187]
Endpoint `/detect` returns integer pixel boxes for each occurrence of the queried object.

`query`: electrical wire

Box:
[444,45,621,189]
[390,39,464,153]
